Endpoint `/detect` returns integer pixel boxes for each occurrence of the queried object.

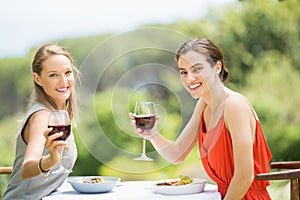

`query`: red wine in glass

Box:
[134,114,155,131]
[48,124,71,141]
[134,102,155,161]
[48,110,72,174]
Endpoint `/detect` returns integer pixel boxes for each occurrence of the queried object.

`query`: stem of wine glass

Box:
[59,149,64,166]
[57,148,66,171]
[134,136,153,161]
[142,137,146,154]
[52,147,73,174]
[51,150,64,174]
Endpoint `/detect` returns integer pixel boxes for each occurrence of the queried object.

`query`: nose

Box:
[60,74,68,84]
[186,72,196,82]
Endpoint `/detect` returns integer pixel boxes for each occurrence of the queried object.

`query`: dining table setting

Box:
[42,102,221,199]
[42,175,221,200]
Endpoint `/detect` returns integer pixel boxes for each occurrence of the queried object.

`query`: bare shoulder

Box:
[24,109,49,144]
[26,110,49,133]
[224,94,252,119]
[224,93,257,142]
[226,93,249,108]
[28,109,49,125]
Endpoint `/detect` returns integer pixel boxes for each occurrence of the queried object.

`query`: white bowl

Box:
[67,176,121,193]
[153,178,207,195]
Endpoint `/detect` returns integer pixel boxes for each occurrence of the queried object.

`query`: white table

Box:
[43,180,221,200]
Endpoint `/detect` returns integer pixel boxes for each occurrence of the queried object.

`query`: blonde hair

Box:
[28,44,78,122]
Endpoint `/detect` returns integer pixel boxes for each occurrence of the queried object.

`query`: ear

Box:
[33,73,42,87]
[215,61,222,74]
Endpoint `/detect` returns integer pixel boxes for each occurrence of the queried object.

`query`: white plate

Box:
[67,176,121,193]
[153,178,207,195]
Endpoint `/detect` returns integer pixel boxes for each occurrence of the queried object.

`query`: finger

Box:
[48,143,67,163]
[64,141,71,151]
[44,127,53,138]
[155,115,160,120]
[136,128,146,135]
[129,113,137,126]
[48,132,64,141]
[128,112,136,119]
[47,140,68,152]
[52,142,68,150]
[131,119,136,126]
[45,132,64,148]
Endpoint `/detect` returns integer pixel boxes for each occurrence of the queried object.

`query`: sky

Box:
[0,0,235,58]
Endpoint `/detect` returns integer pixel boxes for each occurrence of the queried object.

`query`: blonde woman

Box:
[3,44,78,200]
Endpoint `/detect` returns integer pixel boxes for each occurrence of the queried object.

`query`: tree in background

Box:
[0,1,299,197]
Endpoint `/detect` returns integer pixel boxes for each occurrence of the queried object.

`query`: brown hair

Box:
[176,38,229,82]
[28,44,78,121]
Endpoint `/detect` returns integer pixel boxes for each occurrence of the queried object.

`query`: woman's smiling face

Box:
[33,54,74,109]
[178,50,219,99]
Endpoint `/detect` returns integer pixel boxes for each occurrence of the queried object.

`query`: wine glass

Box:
[48,110,72,174]
[134,102,155,161]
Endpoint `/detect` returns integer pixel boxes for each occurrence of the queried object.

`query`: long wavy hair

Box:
[28,44,78,123]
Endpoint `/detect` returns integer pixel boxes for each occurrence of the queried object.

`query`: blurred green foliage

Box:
[1,0,299,198]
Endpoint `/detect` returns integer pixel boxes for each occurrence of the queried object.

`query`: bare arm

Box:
[223,96,255,200]
[138,99,204,164]
[21,110,68,179]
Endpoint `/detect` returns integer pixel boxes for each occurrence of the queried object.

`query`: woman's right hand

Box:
[129,112,160,140]
[43,128,68,164]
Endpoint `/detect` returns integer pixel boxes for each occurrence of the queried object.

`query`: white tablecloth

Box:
[43,180,221,200]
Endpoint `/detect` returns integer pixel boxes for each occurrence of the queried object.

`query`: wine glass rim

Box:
[136,101,154,104]
[48,110,70,124]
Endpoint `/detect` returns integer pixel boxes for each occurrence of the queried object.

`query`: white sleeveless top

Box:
[3,103,77,200]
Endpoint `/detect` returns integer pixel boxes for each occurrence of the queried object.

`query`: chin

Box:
[58,95,71,103]
[190,93,200,99]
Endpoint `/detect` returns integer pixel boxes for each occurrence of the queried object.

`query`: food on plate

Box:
[156,175,193,186]
[82,177,110,184]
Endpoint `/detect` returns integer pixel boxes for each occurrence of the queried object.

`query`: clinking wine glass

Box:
[134,102,155,161]
[48,110,72,174]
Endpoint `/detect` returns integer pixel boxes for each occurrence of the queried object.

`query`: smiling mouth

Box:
[189,83,202,90]
[56,87,69,92]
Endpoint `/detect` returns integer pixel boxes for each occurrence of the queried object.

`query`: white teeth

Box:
[57,88,68,92]
[189,83,201,89]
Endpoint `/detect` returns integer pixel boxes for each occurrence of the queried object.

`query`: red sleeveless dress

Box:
[199,111,272,199]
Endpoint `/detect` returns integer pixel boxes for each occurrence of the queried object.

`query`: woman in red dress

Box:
[130,38,272,199]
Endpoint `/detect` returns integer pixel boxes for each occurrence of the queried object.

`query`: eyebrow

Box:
[47,70,58,74]
[178,63,204,71]
[47,67,72,73]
